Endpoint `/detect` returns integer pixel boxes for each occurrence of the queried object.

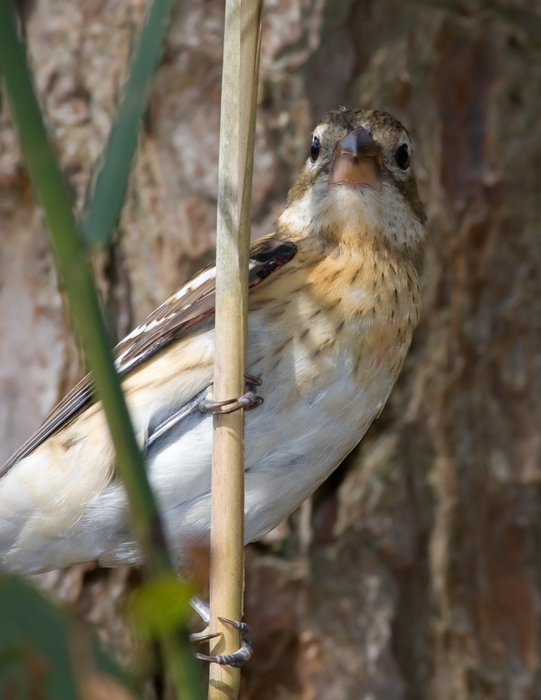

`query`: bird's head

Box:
[278,108,426,257]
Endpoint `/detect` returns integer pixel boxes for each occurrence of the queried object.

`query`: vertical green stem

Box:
[0,3,201,697]
[0,0,170,583]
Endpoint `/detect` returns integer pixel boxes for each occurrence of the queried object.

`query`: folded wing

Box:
[1,238,297,477]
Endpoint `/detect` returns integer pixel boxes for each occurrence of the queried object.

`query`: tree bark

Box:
[1,1,540,698]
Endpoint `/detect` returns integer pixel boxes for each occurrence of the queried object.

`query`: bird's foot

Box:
[190,597,253,668]
[193,618,253,668]
[199,373,263,415]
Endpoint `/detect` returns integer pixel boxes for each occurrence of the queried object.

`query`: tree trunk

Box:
[1,1,540,698]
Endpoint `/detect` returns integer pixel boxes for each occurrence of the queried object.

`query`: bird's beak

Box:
[329,127,383,191]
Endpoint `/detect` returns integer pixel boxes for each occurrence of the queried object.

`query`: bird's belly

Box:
[142,343,396,564]
[242,365,378,543]
[0,320,406,573]
[87,339,388,568]
[240,311,409,542]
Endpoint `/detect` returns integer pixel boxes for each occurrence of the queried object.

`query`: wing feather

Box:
[0,238,297,476]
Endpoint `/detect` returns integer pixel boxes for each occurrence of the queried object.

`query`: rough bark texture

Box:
[1,1,541,698]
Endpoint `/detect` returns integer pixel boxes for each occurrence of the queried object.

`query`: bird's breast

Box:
[246,250,421,430]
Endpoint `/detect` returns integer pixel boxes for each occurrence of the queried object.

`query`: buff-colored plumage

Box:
[0,108,425,575]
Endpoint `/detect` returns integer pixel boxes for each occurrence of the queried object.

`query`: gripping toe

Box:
[190,597,253,667]
[195,636,253,668]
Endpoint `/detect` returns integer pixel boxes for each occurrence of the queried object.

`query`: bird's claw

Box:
[217,616,251,634]
[190,598,253,668]
[195,640,253,668]
[199,373,263,415]
[243,373,262,387]
[199,392,261,414]
[189,627,221,644]
[194,619,253,668]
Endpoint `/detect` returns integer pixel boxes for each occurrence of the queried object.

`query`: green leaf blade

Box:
[80,0,173,248]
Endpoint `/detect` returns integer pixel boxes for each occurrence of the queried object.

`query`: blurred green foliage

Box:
[0,575,141,700]
[131,576,196,640]
[0,0,203,697]
[81,0,173,247]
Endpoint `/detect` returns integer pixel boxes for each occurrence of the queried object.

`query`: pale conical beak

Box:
[329,127,383,191]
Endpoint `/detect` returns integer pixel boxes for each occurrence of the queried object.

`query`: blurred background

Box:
[1,0,541,698]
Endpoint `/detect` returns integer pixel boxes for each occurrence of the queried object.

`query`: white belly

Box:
[94,346,396,569]
[0,310,407,574]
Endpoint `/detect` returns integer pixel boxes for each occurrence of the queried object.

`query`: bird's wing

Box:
[1,238,297,475]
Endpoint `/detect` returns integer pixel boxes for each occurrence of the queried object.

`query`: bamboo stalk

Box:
[209,2,264,699]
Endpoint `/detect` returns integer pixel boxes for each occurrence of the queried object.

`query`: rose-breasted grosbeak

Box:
[0,108,426,577]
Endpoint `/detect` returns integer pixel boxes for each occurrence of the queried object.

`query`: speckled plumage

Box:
[0,109,426,574]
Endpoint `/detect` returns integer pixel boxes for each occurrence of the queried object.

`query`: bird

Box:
[0,108,426,587]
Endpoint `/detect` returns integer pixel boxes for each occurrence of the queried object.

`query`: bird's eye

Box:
[395,143,410,170]
[310,137,321,163]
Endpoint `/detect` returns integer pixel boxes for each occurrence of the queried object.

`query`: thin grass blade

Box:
[0,4,202,697]
[80,0,173,248]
